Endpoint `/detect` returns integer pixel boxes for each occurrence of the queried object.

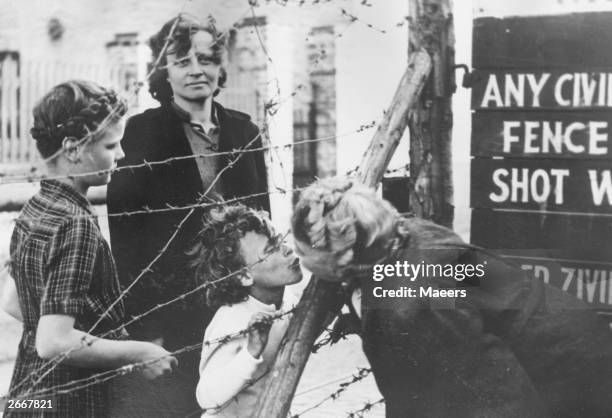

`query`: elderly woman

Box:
[292,177,612,418]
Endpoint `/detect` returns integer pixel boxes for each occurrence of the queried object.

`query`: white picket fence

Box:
[0,55,127,167]
[0,52,269,170]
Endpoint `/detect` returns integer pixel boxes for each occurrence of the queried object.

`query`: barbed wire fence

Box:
[0,124,376,185]
[346,398,386,418]
[3,3,193,398]
[4,213,379,415]
[291,367,373,417]
[14,138,267,398]
[0,145,412,228]
[0,0,407,416]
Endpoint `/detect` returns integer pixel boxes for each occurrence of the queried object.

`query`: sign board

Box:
[471,159,612,212]
[474,0,612,18]
[471,209,611,258]
[470,13,612,312]
[472,110,612,159]
[512,254,612,309]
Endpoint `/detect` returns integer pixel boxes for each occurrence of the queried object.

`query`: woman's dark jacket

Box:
[106,101,269,354]
[361,217,612,418]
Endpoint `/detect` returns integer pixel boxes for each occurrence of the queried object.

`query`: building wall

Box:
[0,1,372,215]
[0,1,413,227]
[334,0,410,176]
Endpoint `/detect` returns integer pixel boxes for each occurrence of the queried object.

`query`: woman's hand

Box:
[246,313,272,358]
[136,343,178,380]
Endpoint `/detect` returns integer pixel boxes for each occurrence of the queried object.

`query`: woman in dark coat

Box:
[106,15,269,417]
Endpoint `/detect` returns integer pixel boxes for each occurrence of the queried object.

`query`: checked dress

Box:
[5,180,127,418]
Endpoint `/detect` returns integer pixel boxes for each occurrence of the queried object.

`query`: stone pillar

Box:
[264,21,295,233]
[334,0,410,176]
[308,26,336,179]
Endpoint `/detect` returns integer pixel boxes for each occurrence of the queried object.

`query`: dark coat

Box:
[106,102,269,415]
[360,217,612,418]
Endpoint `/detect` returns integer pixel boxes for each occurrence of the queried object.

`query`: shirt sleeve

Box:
[196,315,263,411]
[41,218,99,316]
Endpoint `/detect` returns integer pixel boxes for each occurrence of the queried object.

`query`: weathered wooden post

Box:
[408,0,454,227]
[251,2,457,416]
[251,57,433,418]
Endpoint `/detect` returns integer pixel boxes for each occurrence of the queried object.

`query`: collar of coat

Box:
[159,100,256,153]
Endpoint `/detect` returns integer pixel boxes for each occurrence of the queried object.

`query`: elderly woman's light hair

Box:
[292,177,400,267]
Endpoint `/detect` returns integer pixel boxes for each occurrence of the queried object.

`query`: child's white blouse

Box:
[196,293,297,418]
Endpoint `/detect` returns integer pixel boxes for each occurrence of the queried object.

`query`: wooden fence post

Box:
[408,0,454,228]
[251,47,433,417]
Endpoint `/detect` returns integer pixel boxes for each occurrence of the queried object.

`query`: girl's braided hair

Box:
[188,204,274,310]
[30,80,127,159]
[292,177,400,268]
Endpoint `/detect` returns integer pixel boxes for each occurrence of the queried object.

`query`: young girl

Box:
[5,80,177,417]
[190,205,302,417]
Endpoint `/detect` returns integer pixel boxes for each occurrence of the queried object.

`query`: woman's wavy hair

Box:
[30,80,127,159]
[188,204,273,310]
[292,177,400,268]
[148,14,228,105]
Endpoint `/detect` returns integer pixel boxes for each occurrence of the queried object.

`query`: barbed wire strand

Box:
[0,0,393,182]
[0,121,376,185]
[293,369,364,398]
[3,139,367,400]
[91,132,263,334]
[5,162,403,234]
[346,398,385,418]
[1,1,396,410]
[12,225,293,397]
[339,7,386,34]
[7,174,359,398]
[0,0,401,179]
[12,87,352,392]
[19,309,293,400]
[0,3,250,181]
[3,2,194,396]
[0,4,273,290]
[8,9,185,177]
[291,367,373,417]
[247,1,295,197]
[256,0,398,34]
[17,124,264,397]
[0,2,197,300]
[14,104,124,177]
[11,15,269,386]
[249,3,282,101]
[0,6,199,299]
[9,183,311,396]
[99,229,292,340]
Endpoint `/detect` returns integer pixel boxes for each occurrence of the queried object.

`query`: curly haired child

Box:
[189,204,302,417]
